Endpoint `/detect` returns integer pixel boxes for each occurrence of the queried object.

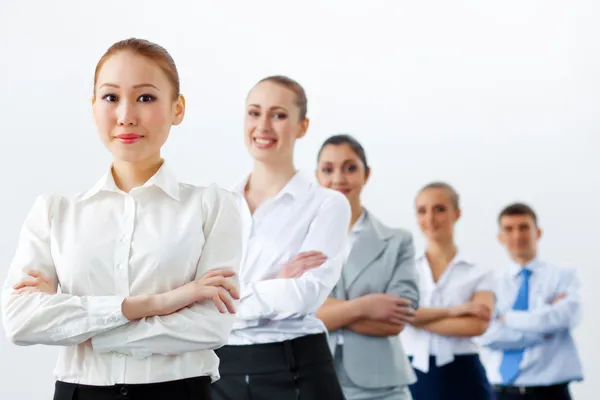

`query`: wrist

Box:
[122,294,157,320]
[352,297,368,318]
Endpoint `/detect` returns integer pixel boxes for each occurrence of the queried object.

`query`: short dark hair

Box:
[417,181,460,209]
[317,134,369,172]
[254,75,308,120]
[498,202,538,225]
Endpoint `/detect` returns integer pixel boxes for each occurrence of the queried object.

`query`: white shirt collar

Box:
[233,171,310,201]
[507,257,542,277]
[79,161,180,202]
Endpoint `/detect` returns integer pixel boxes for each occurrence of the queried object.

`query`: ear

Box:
[172,94,186,126]
[364,167,371,182]
[455,207,462,221]
[536,227,542,240]
[296,118,310,139]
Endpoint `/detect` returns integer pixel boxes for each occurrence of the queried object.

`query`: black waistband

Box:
[216,333,333,374]
[492,382,569,395]
[55,376,211,397]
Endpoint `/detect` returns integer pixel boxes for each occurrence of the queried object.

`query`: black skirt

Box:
[212,333,345,400]
[53,376,211,400]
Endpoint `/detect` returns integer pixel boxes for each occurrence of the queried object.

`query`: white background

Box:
[1,0,599,398]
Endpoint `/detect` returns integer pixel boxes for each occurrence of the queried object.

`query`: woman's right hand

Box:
[152,269,239,317]
[356,294,415,325]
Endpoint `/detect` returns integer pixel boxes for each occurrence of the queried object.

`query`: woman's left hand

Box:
[12,270,56,295]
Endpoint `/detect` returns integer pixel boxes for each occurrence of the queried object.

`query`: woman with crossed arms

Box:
[2,38,241,400]
[211,76,350,400]
[401,182,494,399]
[315,134,419,400]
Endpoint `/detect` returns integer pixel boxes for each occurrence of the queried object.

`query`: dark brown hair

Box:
[254,75,308,120]
[498,202,538,225]
[318,134,370,174]
[93,38,180,100]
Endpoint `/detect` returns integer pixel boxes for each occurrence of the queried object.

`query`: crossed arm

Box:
[2,188,243,357]
[317,233,420,337]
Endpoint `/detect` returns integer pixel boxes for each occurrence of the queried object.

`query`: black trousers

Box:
[53,376,211,400]
[212,333,345,400]
[408,355,492,400]
[493,383,571,400]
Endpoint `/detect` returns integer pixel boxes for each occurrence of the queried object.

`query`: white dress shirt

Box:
[476,259,583,386]
[228,171,351,345]
[1,163,243,385]
[400,252,495,373]
[336,210,366,345]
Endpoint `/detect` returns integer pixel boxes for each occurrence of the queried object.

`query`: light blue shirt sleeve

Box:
[476,318,546,350]
[503,268,581,334]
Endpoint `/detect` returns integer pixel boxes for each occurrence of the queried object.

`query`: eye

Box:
[138,94,155,102]
[346,164,358,173]
[434,205,447,212]
[102,94,118,102]
[273,112,288,120]
[248,110,260,117]
[321,167,333,174]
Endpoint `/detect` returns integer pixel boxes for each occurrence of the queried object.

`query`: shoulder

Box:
[367,211,413,243]
[539,260,579,280]
[311,184,350,213]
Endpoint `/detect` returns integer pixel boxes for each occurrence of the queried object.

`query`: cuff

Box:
[88,296,128,331]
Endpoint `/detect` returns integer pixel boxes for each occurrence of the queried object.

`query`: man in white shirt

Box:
[477,203,583,400]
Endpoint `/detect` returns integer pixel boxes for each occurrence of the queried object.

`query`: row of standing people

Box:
[0,37,582,400]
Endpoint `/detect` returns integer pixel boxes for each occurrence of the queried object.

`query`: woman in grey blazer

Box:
[316,134,420,400]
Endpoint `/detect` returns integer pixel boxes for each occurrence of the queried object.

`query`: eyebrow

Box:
[248,104,289,112]
[99,83,160,91]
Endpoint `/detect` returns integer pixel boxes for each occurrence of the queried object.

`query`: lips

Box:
[253,136,277,149]
[115,133,143,144]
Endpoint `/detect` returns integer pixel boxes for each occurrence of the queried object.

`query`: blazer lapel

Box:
[343,212,388,290]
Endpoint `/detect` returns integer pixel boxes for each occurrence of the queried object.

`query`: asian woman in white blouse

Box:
[211,76,351,400]
[1,38,243,400]
[400,182,494,400]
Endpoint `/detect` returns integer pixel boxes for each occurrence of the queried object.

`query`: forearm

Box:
[348,319,404,336]
[411,307,451,327]
[503,301,580,334]
[2,291,129,346]
[420,316,489,337]
[92,301,235,357]
[316,298,363,331]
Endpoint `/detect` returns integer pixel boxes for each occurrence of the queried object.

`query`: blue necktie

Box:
[499,268,532,384]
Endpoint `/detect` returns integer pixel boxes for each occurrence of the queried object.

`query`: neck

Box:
[112,158,164,193]
[349,199,363,229]
[247,160,296,198]
[512,253,536,267]
[426,239,457,267]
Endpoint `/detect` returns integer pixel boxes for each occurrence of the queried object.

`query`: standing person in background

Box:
[401,182,494,400]
[2,38,243,400]
[315,134,419,400]
[477,203,583,400]
[211,76,351,400]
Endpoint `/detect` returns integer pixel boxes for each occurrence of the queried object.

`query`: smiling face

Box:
[316,143,369,205]
[415,187,460,243]
[244,80,308,165]
[92,51,184,165]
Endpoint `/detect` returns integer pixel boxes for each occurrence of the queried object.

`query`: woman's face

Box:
[316,143,369,204]
[415,188,460,242]
[244,81,308,165]
[93,51,185,165]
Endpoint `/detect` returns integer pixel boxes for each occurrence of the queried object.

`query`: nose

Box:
[332,170,347,185]
[116,99,138,126]
[256,114,271,133]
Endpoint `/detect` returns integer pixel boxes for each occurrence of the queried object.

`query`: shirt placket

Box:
[112,193,136,383]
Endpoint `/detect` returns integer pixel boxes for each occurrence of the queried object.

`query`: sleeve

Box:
[1,194,128,346]
[475,318,546,350]
[384,231,419,310]
[503,268,581,335]
[91,185,243,358]
[474,268,496,293]
[235,191,351,321]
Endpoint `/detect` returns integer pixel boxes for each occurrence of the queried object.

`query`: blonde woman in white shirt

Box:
[211,76,351,400]
[1,38,242,400]
[401,182,494,400]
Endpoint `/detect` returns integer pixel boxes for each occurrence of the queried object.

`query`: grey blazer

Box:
[327,210,419,389]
